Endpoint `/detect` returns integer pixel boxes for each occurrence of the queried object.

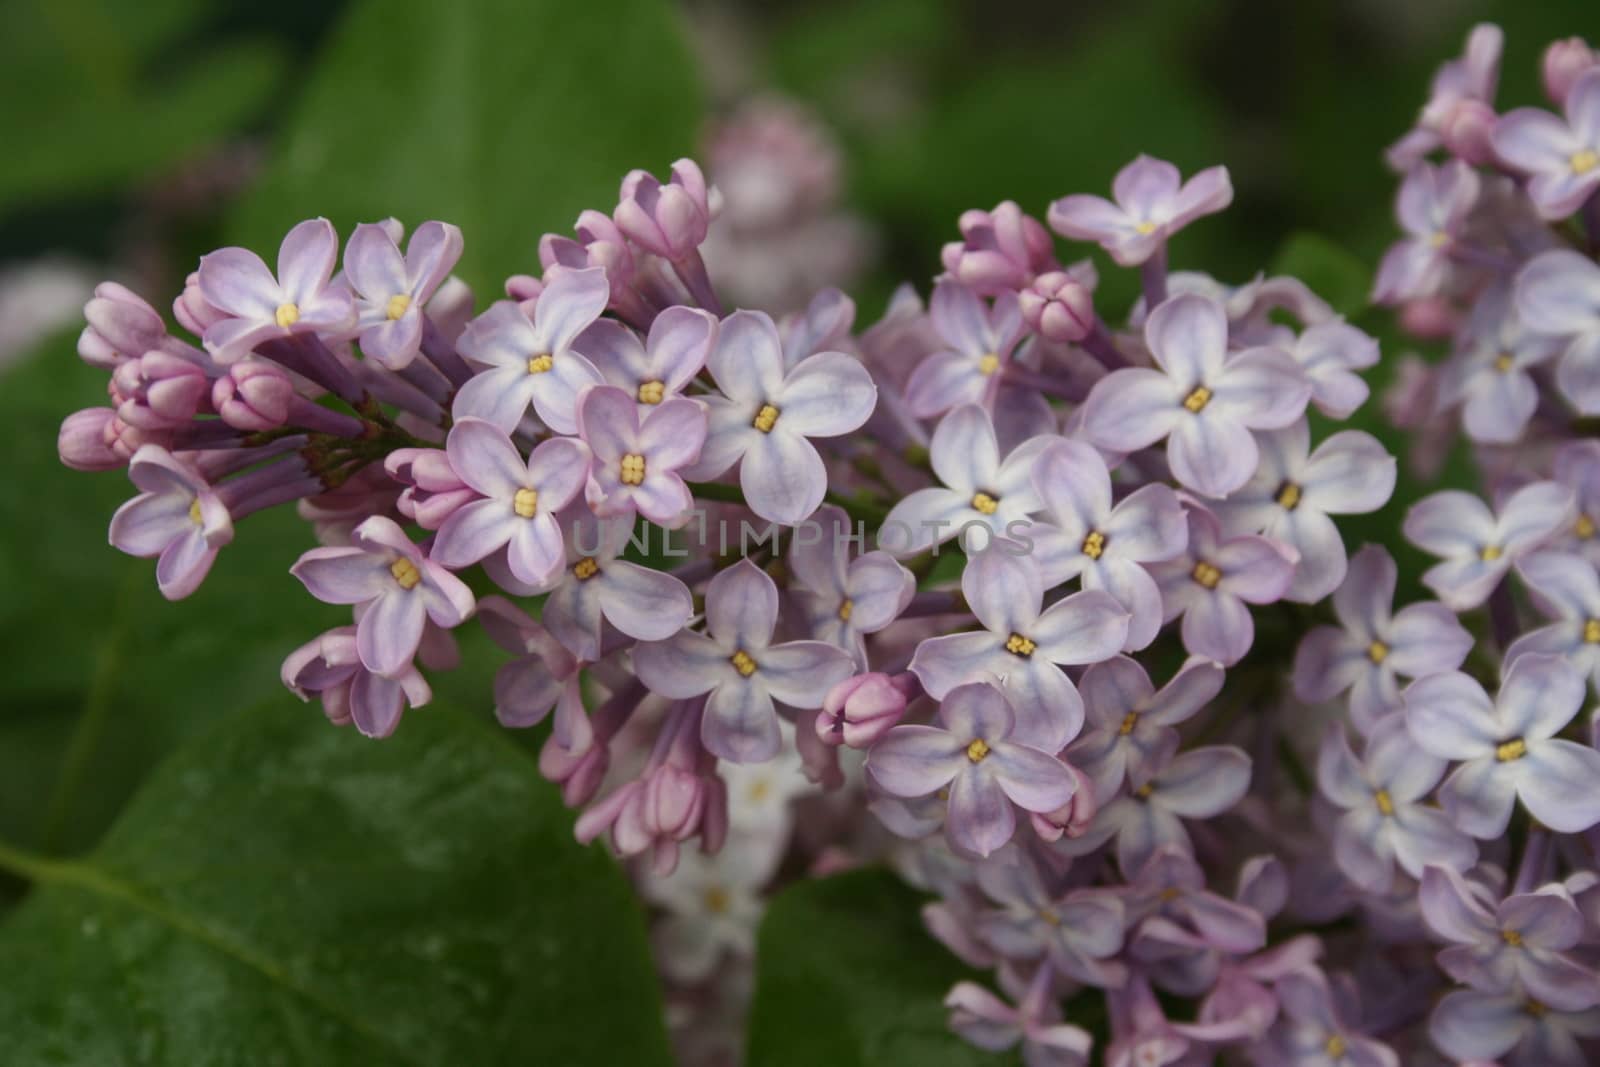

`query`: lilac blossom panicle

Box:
[56,37,1600,1062]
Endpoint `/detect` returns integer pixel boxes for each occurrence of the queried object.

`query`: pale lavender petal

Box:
[775,352,877,437]
[904,349,987,419]
[705,559,778,650]
[1438,758,1519,838]
[1404,671,1497,760]
[1404,489,1495,556]
[707,309,786,405]
[947,766,1015,857]
[877,487,970,556]
[962,547,1043,637]
[505,515,566,587]
[1168,415,1259,499]
[198,247,280,318]
[929,404,1001,494]
[432,498,515,568]
[740,428,827,525]
[1207,348,1311,429]
[530,349,605,436]
[703,681,782,763]
[911,632,1000,698]
[1103,483,1187,563]
[1030,589,1131,665]
[598,561,694,640]
[842,553,914,633]
[357,589,426,676]
[1145,293,1227,385]
[450,364,538,434]
[277,218,339,304]
[1081,369,1183,452]
[1390,805,1477,881]
[759,641,854,709]
[1156,745,1251,818]
[291,547,389,604]
[633,631,727,698]
[868,725,966,796]
[154,528,219,601]
[445,417,527,498]
[1429,990,1527,1061]
[639,396,707,472]
[1498,652,1586,740]
[1180,590,1254,666]
[1517,739,1600,832]
[988,744,1076,813]
[533,267,610,355]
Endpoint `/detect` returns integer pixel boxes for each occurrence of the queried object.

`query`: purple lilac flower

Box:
[452,266,610,435]
[197,217,357,363]
[1316,716,1475,892]
[1263,970,1399,1067]
[429,418,590,586]
[1506,551,1600,686]
[1431,988,1600,1067]
[577,305,717,410]
[940,201,1057,295]
[613,157,712,262]
[684,309,876,524]
[1386,22,1502,170]
[633,560,853,762]
[1288,320,1379,420]
[902,281,1024,419]
[1516,249,1600,414]
[867,680,1078,857]
[291,515,475,677]
[1149,504,1295,667]
[1370,161,1481,306]
[1126,848,1267,958]
[974,851,1128,987]
[1066,655,1225,804]
[1492,69,1600,219]
[1552,439,1600,565]
[343,220,463,369]
[107,445,233,600]
[779,288,855,372]
[1081,293,1311,498]
[817,671,913,749]
[1211,422,1395,603]
[1027,439,1187,649]
[786,505,914,665]
[1403,482,1575,610]
[1019,263,1098,343]
[1047,156,1233,267]
[110,352,209,430]
[475,597,589,744]
[576,384,705,526]
[945,964,1092,1067]
[1420,865,1600,1012]
[878,404,1054,556]
[281,625,431,738]
[909,546,1130,752]
[79,281,174,369]
[1293,545,1472,733]
[1056,734,1252,876]
[541,510,693,661]
[1405,653,1600,837]
[1438,282,1566,439]
[1544,37,1600,105]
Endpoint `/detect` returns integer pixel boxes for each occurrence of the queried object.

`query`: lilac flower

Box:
[1438,282,1566,439]
[1056,735,1252,876]
[282,625,431,739]
[1126,848,1267,957]
[1420,865,1600,1012]
[1264,970,1399,1067]
[1027,439,1187,649]
[945,966,1092,1067]
[1552,440,1600,566]
[1370,161,1481,306]
[878,405,1055,556]
[291,516,475,677]
[1149,505,1294,667]
[974,852,1128,987]
[576,384,704,526]
[786,505,914,665]
[1081,294,1311,498]
[1316,716,1475,893]
[1491,69,1600,219]
[1403,482,1575,611]
[909,546,1130,752]
[430,419,590,587]
[1405,654,1600,837]
[1386,22,1503,170]
[1516,250,1600,415]
[613,158,712,262]
[475,597,587,743]
[1292,545,1472,733]
[633,561,854,762]
[1211,422,1395,603]
[343,220,463,369]
[452,267,610,435]
[684,309,876,524]
[1048,156,1233,267]
[1507,551,1600,686]
[79,281,172,369]
[576,305,717,409]
[541,511,694,661]
[110,352,209,430]
[1019,264,1097,343]
[108,445,233,601]
[197,217,357,363]
[1288,320,1379,420]
[1066,655,1225,804]
[867,680,1078,857]
[940,201,1057,295]
[1430,989,1600,1067]
[817,672,913,748]
[902,281,1024,419]
[1545,37,1600,106]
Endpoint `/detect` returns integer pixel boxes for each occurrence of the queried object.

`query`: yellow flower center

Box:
[971,491,999,515]
[1503,928,1523,948]
[965,738,990,762]
[1158,886,1183,903]
[1496,737,1527,762]
[1572,149,1599,175]
[838,599,854,621]
[619,453,646,486]
[977,352,1000,375]
[753,404,780,433]
[730,649,758,677]
[1586,619,1600,644]
[1192,561,1222,589]
[1135,220,1158,236]
[1182,386,1212,413]
[1527,998,1549,1018]
[1480,544,1503,562]
[1119,711,1140,736]
[1038,907,1061,926]
[188,498,203,525]
[1325,1035,1347,1058]
[1276,482,1302,510]
[1579,514,1598,540]
[1135,782,1154,799]
[1368,640,1389,664]
[573,557,600,580]
[1374,789,1394,816]
[527,353,554,374]
[1494,352,1515,373]
[1428,231,1450,248]
[748,780,771,803]
[274,302,300,328]
[1004,633,1036,657]
[512,487,539,518]
[637,379,665,405]
[385,293,411,320]
[1082,530,1107,560]
[389,557,421,590]
[703,886,730,914]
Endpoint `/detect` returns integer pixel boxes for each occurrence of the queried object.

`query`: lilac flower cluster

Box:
[54,24,1600,1065]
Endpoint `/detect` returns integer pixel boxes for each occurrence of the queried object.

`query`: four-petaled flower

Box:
[1403,481,1575,610]
[903,281,1024,418]
[577,305,718,411]
[1048,156,1233,267]
[108,445,233,601]
[1507,551,1600,688]
[1492,68,1600,219]
[786,505,915,666]
[197,217,357,363]
[342,220,463,369]
[542,510,695,662]
[577,383,705,527]
[1517,249,1600,415]
[1371,160,1481,305]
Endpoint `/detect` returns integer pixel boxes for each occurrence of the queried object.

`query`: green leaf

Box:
[1269,232,1372,318]
[747,869,1020,1067]
[231,0,704,290]
[0,700,672,1066]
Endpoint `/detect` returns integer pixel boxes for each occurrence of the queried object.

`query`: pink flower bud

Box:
[79,282,167,369]
[58,407,124,471]
[940,201,1056,294]
[102,414,162,461]
[214,361,294,431]
[1439,99,1497,166]
[1019,270,1097,342]
[645,764,706,842]
[539,731,611,808]
[173,270,228,336]
[1028,763,1096,842]
[1543,37,1598,107]
[614,159,711,261]
[1398,297,1459,340]
[386,447,475,529]
[817,672,913,748]
[111,351,209,429]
